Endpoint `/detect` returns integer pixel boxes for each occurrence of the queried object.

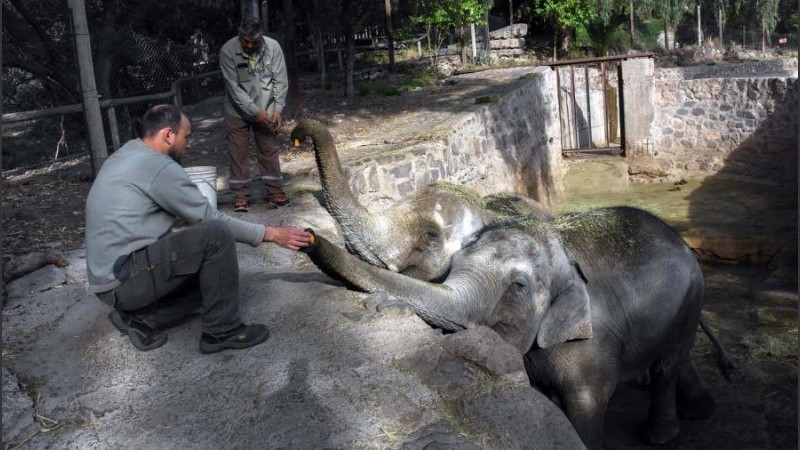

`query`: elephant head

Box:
[291,119,552,281]
[301,216,592,353]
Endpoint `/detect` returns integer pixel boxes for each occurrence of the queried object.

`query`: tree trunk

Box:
[760,18,766,52]
[342,0,355,99]
[281,0,303,118]
[311,0,327,87]
[459,26,468,64]
[663,18,670,52]
[484,10,491,51]
[384,0,395,72]
[509,0,513,26]
[553,28,558,60]
[629,0,635,46]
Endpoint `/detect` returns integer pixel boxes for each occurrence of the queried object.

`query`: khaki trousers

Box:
[225,113,284,199]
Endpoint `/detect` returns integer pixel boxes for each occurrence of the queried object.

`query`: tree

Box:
[653,0,690,52]
[338,0,381,99]
[533,0,596,59]
[755,0,780,50]
[410,0,492,63]
[385,0,396,71]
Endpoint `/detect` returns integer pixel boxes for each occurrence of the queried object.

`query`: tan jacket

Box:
[219,35,288,120]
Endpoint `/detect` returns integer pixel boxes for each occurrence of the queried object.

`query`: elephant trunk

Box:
[302,230,492,332]
[291,119,406,270]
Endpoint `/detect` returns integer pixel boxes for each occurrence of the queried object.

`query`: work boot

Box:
[199,323,270,354]
[109,310,168,351]
[233,197,249,212]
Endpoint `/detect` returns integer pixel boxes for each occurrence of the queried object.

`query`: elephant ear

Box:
[536,266,593,349]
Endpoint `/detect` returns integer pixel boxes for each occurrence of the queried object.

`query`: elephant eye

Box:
[510,278,528,291]
[424,231,441,244]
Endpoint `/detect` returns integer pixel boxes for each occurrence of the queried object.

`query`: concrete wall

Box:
[343,67,564,209]
[621,58,656,158]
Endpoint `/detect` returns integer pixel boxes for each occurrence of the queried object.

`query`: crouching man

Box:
[85,104,312,353]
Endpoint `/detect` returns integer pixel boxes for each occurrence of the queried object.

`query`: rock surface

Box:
[1,195,582,448]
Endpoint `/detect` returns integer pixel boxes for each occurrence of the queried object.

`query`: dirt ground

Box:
[2,65,797,448]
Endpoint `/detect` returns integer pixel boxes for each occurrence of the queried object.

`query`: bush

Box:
[638,20,665,49]
[356,81,401,97]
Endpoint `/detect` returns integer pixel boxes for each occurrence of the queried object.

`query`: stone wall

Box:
[645,74,798,184]
[343,67,564,209]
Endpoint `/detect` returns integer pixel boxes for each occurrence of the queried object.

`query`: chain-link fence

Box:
[2,14,228,174]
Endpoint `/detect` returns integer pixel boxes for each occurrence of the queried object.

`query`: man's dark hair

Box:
[135,104,184,138]
[239,17,263,38]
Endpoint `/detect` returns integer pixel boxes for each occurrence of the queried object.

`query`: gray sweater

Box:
[85,139,264,293]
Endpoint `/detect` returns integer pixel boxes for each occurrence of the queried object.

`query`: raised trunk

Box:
[291,120,407,270]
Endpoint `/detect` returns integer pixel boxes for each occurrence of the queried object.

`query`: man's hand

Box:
[267,111,283,130]
[264,226,313,250]
[254,109,269,124]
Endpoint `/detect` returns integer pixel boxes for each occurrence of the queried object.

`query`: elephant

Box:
[301,206,732,449]
[290,119,551,281]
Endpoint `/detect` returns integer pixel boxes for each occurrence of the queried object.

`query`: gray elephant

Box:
[301,206,731,449]
[290,119,551,281]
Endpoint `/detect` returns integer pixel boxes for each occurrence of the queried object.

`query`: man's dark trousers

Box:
[96,220,243,335]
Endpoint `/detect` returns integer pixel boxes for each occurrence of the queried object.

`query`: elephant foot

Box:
[643,417,680,445]
[677,390,715,420]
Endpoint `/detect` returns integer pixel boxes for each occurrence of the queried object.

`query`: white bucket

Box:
[185,166,218,210]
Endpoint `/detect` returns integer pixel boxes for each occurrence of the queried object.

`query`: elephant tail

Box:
[699,317,737,382]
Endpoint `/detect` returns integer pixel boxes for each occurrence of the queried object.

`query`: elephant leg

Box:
[643,360,681,444]
[558,381,616,450]
[676,357,715,419]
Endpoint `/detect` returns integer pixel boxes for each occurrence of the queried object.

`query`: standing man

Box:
[220,17,290,213]
[85,104,313,353]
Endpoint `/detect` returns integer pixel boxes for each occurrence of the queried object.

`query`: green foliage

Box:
[533,0,596,32]
[653,0,689,29]
[356,81,402,97]
[638,20,664,48]
[394,28,413,42]
[411,0,492,31]
[354,65,441,98]
[356,52,390,68]
[400,66,440,89]
[574,25,592,47]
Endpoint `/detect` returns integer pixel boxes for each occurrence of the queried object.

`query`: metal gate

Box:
[548,53,653,157]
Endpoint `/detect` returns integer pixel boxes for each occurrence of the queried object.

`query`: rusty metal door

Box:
[548,54,651,157]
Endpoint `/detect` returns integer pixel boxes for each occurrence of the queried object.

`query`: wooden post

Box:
[68,0,108,176]
[261,0,269,33]
[697,4,702,46]
[172,80,183,107]
[470,23,477,61]
[384,0,395,71]
[107,107,121,150]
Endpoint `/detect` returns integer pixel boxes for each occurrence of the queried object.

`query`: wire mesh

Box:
[2,24,226,173]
